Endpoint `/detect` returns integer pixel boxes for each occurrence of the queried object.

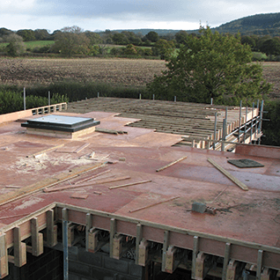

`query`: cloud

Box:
[0,0,280,31]
[0,0,36,13]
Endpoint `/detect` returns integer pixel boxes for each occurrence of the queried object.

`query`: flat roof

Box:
[0,109,279,271]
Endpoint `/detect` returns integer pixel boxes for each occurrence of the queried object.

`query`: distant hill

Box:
[108,12,280,37]
[213,13,280,36]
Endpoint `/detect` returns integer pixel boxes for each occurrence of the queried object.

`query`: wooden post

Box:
[88,229,100,253]
[162,231,170,272]
[250,103,254,144]
[195,252,205,280]
[164,245,177,273]
[226,260,237,280]
[222,243,231,280]
[258,101,264,145]
[135,223,142,265]
[238,100,242,142]
[222,119,227,152]
[47,210,57,247]
[213,112,217,150]
[192,236,199,279]
[110,218,116,258]
[86,213,91,251]
[257,250,263,280]
[138,240,148,267]
[261,268,271,280]
[0,234,8,279]
[23,87,26,110]
[112,234,124,260]
[14,227,26,267]
[30,218,44,256]
[68,225,75,247]
[62,208,69,280]
[244,106,248,142]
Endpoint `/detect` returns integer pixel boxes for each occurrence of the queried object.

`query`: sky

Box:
[0,0,280,33]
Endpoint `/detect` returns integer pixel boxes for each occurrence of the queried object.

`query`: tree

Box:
[241,35,256,50]
[147,27,271,103]
[16,29,36,41]
[145,31,159,42]
[34,29,50,40]
[0,28,13,38]
[53,26,90,57]
[175,30,189,45]
[112,33,129,45]
[84,31,102,45]
[124,44,138,55]
[152,39,175,59]
[6,34,26,56]
[260,37,280,56]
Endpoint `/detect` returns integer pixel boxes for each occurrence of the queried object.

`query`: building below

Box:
[0,99,279,280]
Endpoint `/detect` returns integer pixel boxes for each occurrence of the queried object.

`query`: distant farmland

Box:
[0,58,279,98]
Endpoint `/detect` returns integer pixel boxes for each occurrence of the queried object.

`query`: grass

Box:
[24,40,55,50]
[0,40,55,50]
[252,52,267,61]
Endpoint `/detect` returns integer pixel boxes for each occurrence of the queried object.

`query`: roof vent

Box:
[21,115,100,139]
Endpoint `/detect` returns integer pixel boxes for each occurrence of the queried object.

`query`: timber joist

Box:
[67,98,259,150]
[1,202,279,279]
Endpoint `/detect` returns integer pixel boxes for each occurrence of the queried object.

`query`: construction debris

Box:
[43,176,131,193]
[207,158,249,191]
[73,170,111,185]
[129,196,179,213]
[191,202,206,213]
[71,193,89,199]
[109,179,152,190]
[74,143,90,154]
[27,144,65,158]
[191,202,216,215]
[156,156,187,172]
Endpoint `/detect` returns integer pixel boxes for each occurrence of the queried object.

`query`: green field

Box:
[24,40,55,49]
[0,40,55,50]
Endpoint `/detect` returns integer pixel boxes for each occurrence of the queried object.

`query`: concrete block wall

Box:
[69,247,145,280]
[4,247,63,280]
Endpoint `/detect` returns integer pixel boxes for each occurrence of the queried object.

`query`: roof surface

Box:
[0,109,279,256]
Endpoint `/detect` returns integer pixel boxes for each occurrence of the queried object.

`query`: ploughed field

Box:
[0,58,279,98]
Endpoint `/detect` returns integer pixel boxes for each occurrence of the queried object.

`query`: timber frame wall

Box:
[0,202,279,280]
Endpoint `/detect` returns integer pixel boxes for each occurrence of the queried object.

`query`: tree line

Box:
[1,26,280,59]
